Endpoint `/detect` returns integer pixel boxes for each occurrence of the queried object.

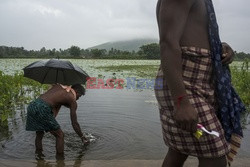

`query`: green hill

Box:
[88,38,158,52]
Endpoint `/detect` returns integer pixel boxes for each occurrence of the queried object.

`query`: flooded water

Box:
[1,88,250,161]
[0,59,250,162]
[0,89,167,160]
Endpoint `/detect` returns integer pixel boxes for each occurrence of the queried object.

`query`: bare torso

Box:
[155,0,212,133]
[40,84,75,116]
[157,0,210,49]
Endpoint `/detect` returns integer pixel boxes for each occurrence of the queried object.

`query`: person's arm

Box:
[221,42,235,65]
[158,0,197,132]
[69,101,89,144]
[52,105,61,117]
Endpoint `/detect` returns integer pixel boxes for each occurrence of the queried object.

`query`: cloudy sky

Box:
[0,0,249,52]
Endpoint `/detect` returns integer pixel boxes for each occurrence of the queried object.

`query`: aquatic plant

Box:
[231,59,250,126]
[0,71,48,126]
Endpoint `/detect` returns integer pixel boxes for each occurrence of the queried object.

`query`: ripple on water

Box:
[6,89,250,160]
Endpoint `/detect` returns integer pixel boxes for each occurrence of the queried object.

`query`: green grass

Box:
[95,65,159,78]
[231,60,250,123]
[0,71,48,127]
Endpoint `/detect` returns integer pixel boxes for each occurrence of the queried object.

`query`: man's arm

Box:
[158,0,197,132]
[69,101,89,144]
[52,105,61,117]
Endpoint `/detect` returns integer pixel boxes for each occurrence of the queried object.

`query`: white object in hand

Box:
[197,124,220,137]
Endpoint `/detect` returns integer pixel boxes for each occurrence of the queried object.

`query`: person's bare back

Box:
[40,84,75,108]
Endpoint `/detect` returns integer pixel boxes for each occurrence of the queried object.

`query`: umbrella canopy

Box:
[23,59,89,85]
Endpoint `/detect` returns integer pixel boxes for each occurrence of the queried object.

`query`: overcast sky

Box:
[0,0,249,52]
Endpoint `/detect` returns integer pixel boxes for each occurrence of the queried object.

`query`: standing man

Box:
[26,84,89,159]
[155,0,245,167]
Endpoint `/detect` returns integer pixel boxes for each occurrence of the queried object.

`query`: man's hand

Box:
[81,136,90,146]
[222,42,235,65]
[173,97,198,133]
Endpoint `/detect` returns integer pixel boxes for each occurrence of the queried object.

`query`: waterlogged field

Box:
[0,59,246,90]
[0,58,246,77]
[0,59,250,161]
[0,59,160,78]
[0,59,166,161]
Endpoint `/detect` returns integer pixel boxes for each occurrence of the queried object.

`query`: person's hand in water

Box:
[221,42,235,65]
[81,136,90,146]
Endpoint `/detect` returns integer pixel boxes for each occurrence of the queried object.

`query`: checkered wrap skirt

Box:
[26,98,60,132]
[154,46,230,157]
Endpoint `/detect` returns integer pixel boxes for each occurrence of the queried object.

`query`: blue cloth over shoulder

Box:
[205,0,246,142]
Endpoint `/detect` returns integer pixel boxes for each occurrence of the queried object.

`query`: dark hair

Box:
[72,84,85,96]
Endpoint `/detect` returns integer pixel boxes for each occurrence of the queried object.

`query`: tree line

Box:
[0,44,249,60]
[0,43,160,60]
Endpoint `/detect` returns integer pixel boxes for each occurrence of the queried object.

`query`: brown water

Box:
[0,89,249,161]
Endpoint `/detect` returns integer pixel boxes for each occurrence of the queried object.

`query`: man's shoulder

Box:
[49,89,72,103]
[61,91,77,107]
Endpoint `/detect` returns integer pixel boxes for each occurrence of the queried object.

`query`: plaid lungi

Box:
[26,98,60,132]
[154,46,230,157]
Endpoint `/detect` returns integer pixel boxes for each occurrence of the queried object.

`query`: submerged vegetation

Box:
[231,59,250,124]
[0,71,48,127]
[0,59,249,128]
[96,65,159,78]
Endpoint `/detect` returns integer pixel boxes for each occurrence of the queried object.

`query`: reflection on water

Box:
[0,89,250,162]
[0,89,166,160]
[35,159,84,167]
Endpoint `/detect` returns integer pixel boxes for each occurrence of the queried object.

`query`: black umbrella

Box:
[23,59,89,85]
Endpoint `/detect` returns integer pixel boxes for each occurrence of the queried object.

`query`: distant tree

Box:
[91,49,107,58]
[48,48,56,58]
[69,46,81,57]
[235,52,250,61]
[0,46,6,57]
[82,49,91,58]
[108,48,122,56]
[40,47,46,53]
[138,43,160,59]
